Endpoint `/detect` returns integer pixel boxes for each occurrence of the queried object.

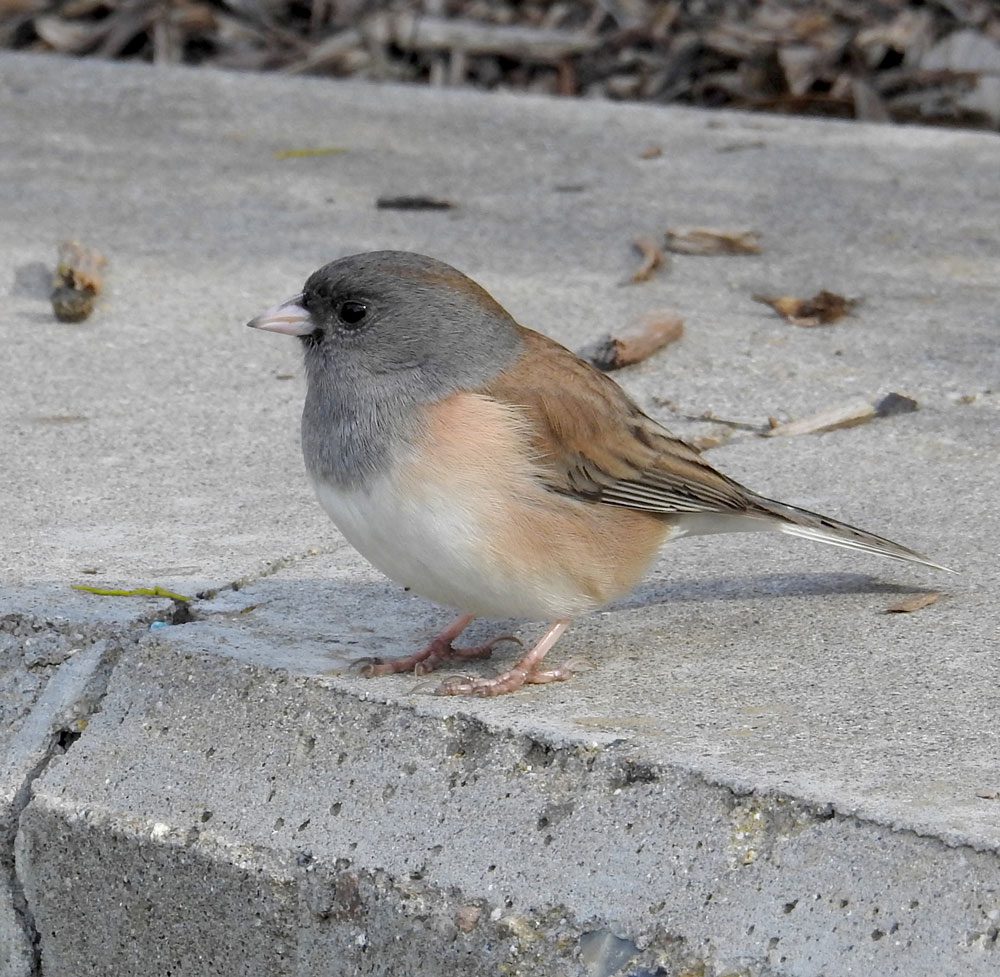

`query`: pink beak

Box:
[246,295,313,336]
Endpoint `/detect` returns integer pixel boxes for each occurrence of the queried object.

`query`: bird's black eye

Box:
[339,301,368,327]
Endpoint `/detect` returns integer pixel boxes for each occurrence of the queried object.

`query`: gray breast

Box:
[300,325,524,490]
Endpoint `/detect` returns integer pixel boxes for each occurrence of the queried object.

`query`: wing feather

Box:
[478,327,948,572]
[481,329,756,517]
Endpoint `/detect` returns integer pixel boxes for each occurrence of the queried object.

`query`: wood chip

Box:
[639,145,663,159]
[753,290,857,326]
[885,592,940,614]
[370,13,599,62]
[687,410,761,432]
[690,432,730,451]
[625,236,666,284]
[766,398,876,437]
[284,27,364,74]
[665,227,762,256]
[32,414,88,425]
[975,789,1000,801]
[34,14,106,50]
[50,240,107,323]
[577,311,684,372]
[376,195,455,211]
[851,77,892,122]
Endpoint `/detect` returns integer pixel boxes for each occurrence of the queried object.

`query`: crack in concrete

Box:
[195,546,341,602]
[7,753,54,974]
[2,620,130,977]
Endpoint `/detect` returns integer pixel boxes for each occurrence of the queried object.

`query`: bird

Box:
[248,250,948,697]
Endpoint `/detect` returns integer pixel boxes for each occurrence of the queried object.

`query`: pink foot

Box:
[413,634,520,676]
[435,661,576,697]
[357,614,521,678]
[434,620,574,697]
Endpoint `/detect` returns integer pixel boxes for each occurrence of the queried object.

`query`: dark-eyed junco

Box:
[249,251,948,697]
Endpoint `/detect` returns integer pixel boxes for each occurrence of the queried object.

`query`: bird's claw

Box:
[347,656,384,677]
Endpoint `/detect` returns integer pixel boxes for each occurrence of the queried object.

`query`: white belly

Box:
[309,471,594,621]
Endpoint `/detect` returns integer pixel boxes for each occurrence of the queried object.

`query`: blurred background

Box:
[2,0,998,129]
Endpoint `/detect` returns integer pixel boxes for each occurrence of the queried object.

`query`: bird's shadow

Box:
[171,569,939,672]
[612,571,925,612]
[236,570,928,625]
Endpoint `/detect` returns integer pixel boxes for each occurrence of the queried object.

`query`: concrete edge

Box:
[14,643,1000,975]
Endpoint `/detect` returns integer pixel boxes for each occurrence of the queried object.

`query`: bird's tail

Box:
[672,496,952,572]
[750,495,953,572]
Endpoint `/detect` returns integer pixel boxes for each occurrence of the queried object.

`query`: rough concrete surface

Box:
[1,51,999,977]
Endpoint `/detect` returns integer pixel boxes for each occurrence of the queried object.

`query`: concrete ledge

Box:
[17,645,1000,976]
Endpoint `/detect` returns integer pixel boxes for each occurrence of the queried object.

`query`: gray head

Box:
[248,251,525,486]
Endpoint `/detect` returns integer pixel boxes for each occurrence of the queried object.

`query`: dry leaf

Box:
[51,240,107,323]
[274,146,347,160]
[639,145,663,159]
[975,789,1000,800]
[375,195,455,210]
[665,227,762,256]
[716,139,767,153]
[32,414,87,425]
[578,311,684,372]
[885,592,940,614]
[766,398,876,437]
[753,289,857,326]
[626,236,666,284]
[875,392,919,417]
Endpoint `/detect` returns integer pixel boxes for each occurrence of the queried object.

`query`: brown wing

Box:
[481,328,756,516]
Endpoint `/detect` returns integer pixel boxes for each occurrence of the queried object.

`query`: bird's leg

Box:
[435,620,572,697]
[360,613,521,678]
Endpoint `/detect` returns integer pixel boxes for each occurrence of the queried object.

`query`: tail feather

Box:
[752,495,954,573]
